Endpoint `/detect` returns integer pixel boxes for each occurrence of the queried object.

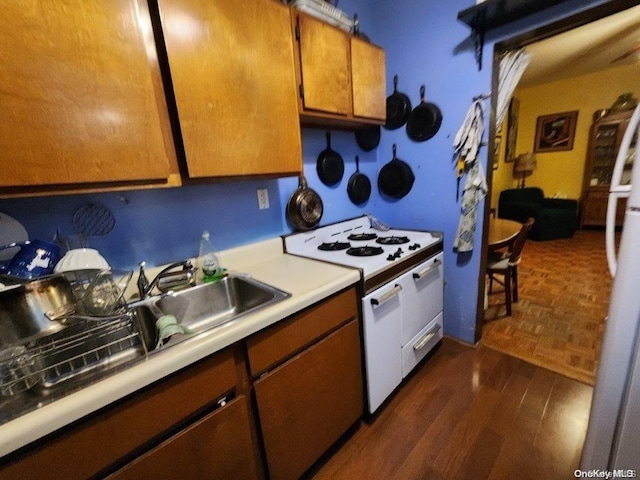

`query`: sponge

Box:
[155,315,191,349]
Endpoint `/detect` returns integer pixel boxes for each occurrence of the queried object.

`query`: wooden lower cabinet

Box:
[254,319,363,480]
[108,396,260,480]
[581,189,626,228]
[0,348,239,480]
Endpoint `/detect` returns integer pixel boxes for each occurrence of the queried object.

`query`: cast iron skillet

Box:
[406,85,442,142]
[385,75,412,130]
[286,176,323,231]
[378,144,414,199]
[347,156,371,205]
[316,132,344,186]
[354,125,381,152]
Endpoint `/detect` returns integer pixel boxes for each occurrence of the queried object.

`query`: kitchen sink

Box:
[132,274,290,351]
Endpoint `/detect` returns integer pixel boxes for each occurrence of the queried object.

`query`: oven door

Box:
[361,281,403,414]
[398,252,443,348]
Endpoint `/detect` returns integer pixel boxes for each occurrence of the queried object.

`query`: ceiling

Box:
[518,4,640,88]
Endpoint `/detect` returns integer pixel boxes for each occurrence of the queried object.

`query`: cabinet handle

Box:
[412,259,441,280]
[370,284,402,307]
[413,324,441,351]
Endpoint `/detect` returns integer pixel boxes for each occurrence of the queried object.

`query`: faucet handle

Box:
[137,261,150,299]
[157,262,196,292]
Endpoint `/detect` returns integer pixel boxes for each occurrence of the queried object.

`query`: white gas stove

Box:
[284,216,444,414]
[283,216,443,294]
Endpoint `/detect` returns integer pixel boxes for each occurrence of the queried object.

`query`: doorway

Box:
[477,1,640,384]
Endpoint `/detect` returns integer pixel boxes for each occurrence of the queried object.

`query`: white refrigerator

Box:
[581,104,640,470]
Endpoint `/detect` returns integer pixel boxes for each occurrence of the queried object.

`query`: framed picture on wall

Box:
[493,135,501,170]
[505,97,519,163]
[534,111,579,152]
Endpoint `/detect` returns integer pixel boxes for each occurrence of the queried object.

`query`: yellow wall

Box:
[491,63,640,209]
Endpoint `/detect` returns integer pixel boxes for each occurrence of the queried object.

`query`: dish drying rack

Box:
[290,0,354,31]
[1,313,146,397]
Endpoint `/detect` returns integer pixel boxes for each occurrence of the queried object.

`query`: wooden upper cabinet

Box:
[351,38,386,120]
[157,0,302,178]
[0,0,174,190]
[292,10,386,128]
[297,13,352,116]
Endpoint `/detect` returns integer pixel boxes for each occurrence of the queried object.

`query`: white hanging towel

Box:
[453,99,485,164]
[453,161,488,252]
[496,49,532,127]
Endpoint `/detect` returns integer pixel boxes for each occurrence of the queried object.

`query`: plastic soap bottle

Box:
[198,231,223,283]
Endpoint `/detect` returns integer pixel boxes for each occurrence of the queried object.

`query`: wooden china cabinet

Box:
[580,109,636,228]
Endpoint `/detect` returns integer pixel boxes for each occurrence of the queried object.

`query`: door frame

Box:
[475,0,640,343]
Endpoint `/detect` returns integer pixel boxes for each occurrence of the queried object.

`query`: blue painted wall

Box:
[0,0,613,344]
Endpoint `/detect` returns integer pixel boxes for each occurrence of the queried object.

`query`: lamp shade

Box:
[514,152,537,173]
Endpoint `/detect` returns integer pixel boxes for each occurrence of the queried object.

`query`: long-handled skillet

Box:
[406,85,442,142]
[378,144,414,199]
[347,156,371,205]
[385,75,412,130]
[316,132,344,186]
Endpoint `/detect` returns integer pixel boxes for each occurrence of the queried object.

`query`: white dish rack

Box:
[290,0,354,31]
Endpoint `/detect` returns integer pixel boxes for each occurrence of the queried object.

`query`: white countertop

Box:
[0,238,360,458]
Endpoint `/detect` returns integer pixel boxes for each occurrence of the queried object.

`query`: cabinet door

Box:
[361,281,403,414]
[0,0,172,188]
[254,320,363,480]
[108,396,260,480]
[350,38,386,120]
[159,0,302,177]
[296,13,352,116]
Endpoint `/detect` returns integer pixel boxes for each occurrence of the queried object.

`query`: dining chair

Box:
[486,217,535,316]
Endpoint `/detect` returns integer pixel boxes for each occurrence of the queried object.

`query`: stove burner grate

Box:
[376,235,410,245]
[348,233,377,241]
[346,245,384,257]
[318,241,351,251]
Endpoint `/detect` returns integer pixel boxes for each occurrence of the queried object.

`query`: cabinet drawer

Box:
[402,312,443,379]
[254,319,363,480]
[0,348,237,480]
[247,287,357,376]
[107,396,260,480]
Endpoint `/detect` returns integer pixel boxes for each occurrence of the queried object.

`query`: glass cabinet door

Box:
[589,123,620,186]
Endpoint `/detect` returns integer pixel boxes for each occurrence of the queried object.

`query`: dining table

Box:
[488,217,522,251]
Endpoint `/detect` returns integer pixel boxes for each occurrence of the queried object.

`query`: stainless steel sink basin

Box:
[132,274,290,351]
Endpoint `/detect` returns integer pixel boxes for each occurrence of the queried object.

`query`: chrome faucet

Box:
[137,260,196,299]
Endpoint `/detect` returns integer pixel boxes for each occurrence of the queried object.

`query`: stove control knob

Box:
[386,254,396,261]
[408,243,421,251]
[395,248,403,258]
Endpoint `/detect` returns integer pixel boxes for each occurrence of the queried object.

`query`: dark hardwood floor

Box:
[306,339,592,480]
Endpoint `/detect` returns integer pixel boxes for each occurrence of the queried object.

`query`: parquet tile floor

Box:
[482,230,612,385]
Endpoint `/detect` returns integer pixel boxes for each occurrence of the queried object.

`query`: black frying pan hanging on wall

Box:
[316,132,344,186]
[347,156,371,205]
[354,125,381,152]
[406,85,442,142]
[385,75,412,130]
[378,144,414,199]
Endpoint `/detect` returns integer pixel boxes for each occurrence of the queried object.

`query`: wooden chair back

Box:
[509,217,535,264]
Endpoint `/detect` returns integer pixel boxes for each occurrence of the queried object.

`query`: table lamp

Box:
[514,152,537,188]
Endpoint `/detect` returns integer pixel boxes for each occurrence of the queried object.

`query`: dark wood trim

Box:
[498,0,640,51]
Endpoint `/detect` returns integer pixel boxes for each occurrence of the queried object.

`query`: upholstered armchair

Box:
[497,187,579,241]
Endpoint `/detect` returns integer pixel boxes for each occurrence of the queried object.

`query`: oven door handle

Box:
[370,284,402,307]
[412,259,441,280]
[413,324,441,351]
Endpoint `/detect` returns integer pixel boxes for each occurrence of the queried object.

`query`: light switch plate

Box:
[257,188,269,210]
